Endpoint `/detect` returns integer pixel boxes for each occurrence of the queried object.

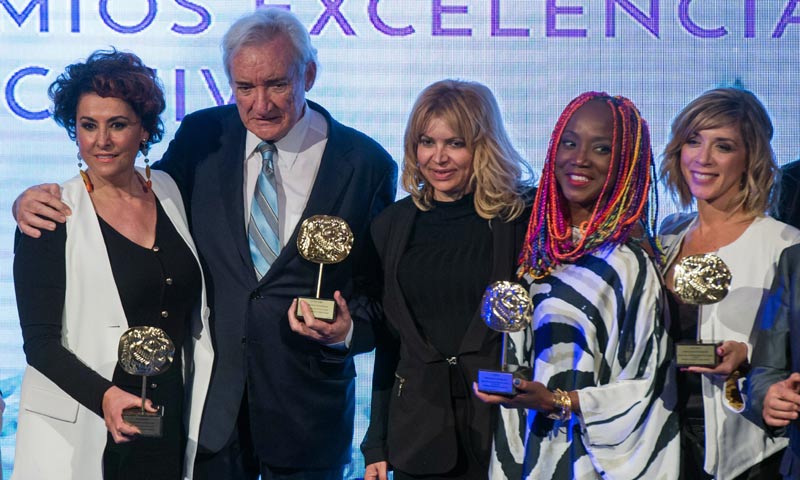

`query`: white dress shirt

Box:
[243,103,328,246]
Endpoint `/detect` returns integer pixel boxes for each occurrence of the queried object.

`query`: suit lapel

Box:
[384,202,445,363]
[261,102,354,285]
[297,104,354,221]
[217,117,251,274]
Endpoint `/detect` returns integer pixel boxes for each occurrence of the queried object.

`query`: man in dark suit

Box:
[748,243,800,479]
[14,8,396,480]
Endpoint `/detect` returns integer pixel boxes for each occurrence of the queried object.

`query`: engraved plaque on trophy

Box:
[477,281,533,396]
[673,253,731,368]
[295,215,354,323]
[118,326,175,437]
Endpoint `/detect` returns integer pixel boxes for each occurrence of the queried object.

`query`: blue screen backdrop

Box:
[2,1,800,477]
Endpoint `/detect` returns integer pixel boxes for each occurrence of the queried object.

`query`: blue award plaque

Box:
[477,370,515,395]
[476,281,533,396]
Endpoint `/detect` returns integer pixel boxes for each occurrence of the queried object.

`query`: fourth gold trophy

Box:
[673,253,731,367]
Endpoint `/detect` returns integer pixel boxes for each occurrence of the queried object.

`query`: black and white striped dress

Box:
[490,242,680,480]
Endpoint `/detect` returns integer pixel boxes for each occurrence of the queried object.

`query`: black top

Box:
[667,290,704,420]
[14,199,201,417]
[397,194,492,357]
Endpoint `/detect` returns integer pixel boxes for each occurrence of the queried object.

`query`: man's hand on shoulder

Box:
[13,183,71,238]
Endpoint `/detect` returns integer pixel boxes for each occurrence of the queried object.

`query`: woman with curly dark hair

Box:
[12,49,212,480]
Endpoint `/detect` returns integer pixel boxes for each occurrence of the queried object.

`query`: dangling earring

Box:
[141,140,152,192]
[77,150,93,193]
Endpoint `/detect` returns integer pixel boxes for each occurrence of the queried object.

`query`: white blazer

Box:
[660,213,799,480]
[12,168,213,480]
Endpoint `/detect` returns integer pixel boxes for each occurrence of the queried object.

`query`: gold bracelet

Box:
[547,388,572,421]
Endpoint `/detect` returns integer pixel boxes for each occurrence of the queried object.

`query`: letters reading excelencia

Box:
[2,0,799,38]
[3,0,800,121]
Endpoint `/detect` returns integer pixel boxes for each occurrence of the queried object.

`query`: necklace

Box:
[79,170,150,194]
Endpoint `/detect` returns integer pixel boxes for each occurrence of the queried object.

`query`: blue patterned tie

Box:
[248,141,280,279]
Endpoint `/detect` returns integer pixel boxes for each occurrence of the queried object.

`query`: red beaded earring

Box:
[77,150,93,193]
[141,140,152,192]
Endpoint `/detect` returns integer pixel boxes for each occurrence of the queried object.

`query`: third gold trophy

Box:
[673,253,731,367]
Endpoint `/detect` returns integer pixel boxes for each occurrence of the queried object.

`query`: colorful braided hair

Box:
[518,91,661,279]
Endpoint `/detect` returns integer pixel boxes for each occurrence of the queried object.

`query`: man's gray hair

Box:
[222,8,318,81]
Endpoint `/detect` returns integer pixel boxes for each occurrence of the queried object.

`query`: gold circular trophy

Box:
[477,281,533,396]
[118,326,175,437]
[295,215,354,322]
[673,253,731,367]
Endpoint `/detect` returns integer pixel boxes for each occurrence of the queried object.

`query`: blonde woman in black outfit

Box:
[361,79,533,480]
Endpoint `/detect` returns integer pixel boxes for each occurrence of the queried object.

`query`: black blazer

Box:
[155,101,397,468]
[361,196,531,475]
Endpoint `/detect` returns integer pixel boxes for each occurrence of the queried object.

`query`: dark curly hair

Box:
[49,49,166,147]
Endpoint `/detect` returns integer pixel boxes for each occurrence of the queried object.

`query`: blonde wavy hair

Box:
[401,79,533,221]
[661,87,777,216]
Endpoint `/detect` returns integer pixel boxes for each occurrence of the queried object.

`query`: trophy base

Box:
[122,406,164,437]
[676,341,720,368]
[477,366,531,396]
[296,297,336,323]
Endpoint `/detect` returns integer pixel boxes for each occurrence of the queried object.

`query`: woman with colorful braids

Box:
[475,91,679,479]
[660,87,800,479]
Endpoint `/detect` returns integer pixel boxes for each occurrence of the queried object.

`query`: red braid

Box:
[518,92,661,279]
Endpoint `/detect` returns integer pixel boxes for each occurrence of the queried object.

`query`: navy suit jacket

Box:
[154,101,397,468]
[748,243,800,478]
